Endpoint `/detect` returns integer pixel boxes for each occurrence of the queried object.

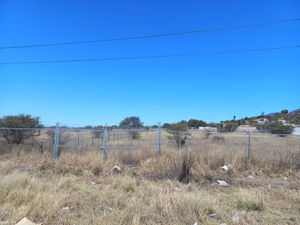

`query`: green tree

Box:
[119,116,143,139]
[0,114,43,144]
[119,116,143,128]
[187,119,207,128]
[162,123,172,129]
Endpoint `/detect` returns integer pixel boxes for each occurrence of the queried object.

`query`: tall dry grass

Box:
[0,131,300,224]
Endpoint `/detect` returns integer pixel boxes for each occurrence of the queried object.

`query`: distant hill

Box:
[265,112,280,117]
[222,108,300,127]
[264,109,300,125]
[289,108,300,114]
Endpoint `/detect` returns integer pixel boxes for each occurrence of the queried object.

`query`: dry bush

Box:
[114,149,153,166]
[141,153,180,180]
[212,135,225,143]
[178,156,193,183]
[237,189,264,211]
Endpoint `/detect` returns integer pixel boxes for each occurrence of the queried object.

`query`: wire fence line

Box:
[0,124,300,163]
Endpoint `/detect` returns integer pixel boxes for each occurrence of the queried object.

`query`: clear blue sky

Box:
[0,0,299,126]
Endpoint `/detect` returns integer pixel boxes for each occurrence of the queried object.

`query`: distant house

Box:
[278,119,296,127]
[278,119,287,124]
[256,118,269,125]
[198,126,217,132]
[235,125,258,133]
[292,127,300,136]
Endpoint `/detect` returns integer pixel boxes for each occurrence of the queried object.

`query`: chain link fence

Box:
[0,126,300,168]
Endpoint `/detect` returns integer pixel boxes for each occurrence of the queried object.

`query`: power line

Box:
[0,18,299,50]
[1,45,299,65]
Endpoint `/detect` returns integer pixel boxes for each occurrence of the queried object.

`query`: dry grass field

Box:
[0,131,300,225]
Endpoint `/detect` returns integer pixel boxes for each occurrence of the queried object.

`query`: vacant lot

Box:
[0,133,300,225]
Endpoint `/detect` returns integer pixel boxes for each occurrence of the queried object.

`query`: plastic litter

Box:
[15,218,41,225]
[113,165,121,173]
[232,213,240,224]
[221,164,232,171]
[216,180,229,187]
[209,213,217,219]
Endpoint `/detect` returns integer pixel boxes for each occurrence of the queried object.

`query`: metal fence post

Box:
[92,132,94,146]
[102,125,109,160]
[247,131,252,163]
[77,129,80,146]
[53,122,59,160]
[157,122,162,155]
[185,126,189,163]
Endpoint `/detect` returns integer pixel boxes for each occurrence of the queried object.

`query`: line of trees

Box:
[0,113,297,145]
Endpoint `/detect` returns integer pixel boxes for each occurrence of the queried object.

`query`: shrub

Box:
[204,130,211,139]
[217,122,238,132]
[270,124,294,135]
[167,121,189,149]
[257,122,294,135]
[93,126,103,139]
[212,136,225,142]
[128,130,140,140]
[92,166,102,176]
[178,156,193,183]
[237,190,264,211]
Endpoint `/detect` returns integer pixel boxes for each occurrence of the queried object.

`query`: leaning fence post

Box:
[53,122,59,160]
[102,125,109,160]
[247,131,252,163]
[156,122,162,155]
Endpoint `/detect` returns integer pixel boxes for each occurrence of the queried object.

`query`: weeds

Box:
[237,189,264,211]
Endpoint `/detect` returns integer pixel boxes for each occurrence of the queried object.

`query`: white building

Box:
[292,127,300,136]
[198,126,217,132]
[256,118,269,125]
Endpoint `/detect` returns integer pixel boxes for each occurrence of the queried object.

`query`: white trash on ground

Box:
[221,164,232,172]
[15,218,41,225]
[62,205,70,211]
[112,165,121,173]
[216,180,229,187]
[209,213,217,219]
[232,213,240,224]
